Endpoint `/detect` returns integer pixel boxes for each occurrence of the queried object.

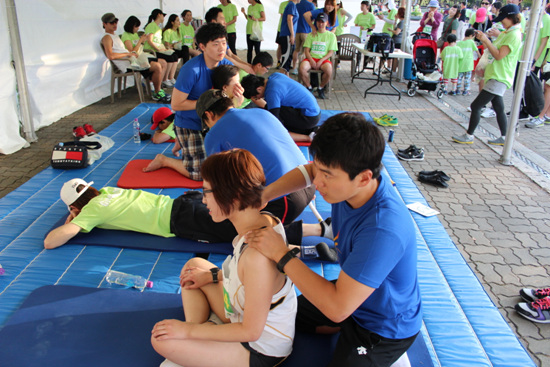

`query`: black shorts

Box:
[156,52,179,63]
[296,290,419,367]
[241,342,287,367]
[279,108,321,135]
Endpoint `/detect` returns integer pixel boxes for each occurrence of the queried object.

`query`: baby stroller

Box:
[407,37,444,99]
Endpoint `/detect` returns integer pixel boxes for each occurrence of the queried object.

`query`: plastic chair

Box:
[336,34,361,77]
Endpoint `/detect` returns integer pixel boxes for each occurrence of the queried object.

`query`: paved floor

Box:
[1,58,549,366]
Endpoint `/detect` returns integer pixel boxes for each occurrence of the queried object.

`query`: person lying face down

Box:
[150,107,176,144]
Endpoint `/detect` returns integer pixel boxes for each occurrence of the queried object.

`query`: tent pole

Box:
[500,0,544,165]
[397,0,413,81]
[5,0,36,142]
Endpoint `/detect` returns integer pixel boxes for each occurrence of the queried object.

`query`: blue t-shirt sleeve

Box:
[175,59,200,94]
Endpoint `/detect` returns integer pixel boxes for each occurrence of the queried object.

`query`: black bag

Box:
[366,33,395,57]
[51,141,102,169]
[522,72,545,117]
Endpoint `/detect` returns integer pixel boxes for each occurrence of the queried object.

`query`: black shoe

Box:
[419,170,450,181]
[397,146,424,161]
[140,133,152,141]
[418,173,449,188]
[317,88,326,99]
[398,145,421,154]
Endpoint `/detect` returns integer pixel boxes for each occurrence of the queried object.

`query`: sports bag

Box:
[522,71,545,117]
[366,33,395,57]
[51,141,102,169]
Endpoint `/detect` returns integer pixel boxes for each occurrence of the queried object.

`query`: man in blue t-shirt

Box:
[278,0,299,72]
[143,23,233,180]
[246,113,422,366]
[291,0,316,74]
[241,73,321,142]
[195,89,316,228]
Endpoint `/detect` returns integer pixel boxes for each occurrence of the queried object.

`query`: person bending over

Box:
[151,149,297,367]
[150,107,176,144]
[242,73,321,142]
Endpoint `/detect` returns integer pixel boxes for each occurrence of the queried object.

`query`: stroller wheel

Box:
[436,89,444,99]
[407,88,416,97]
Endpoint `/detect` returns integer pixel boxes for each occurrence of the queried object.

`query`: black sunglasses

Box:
[109,20,119,24]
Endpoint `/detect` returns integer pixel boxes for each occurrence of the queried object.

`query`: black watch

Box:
[276,248,301,273]
[210,267,220,283]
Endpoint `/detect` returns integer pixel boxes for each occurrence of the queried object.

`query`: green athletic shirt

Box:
[218,3,239,33]
[484,24,522,88]
[121,32,139,48]
[161,123,176,139]
[457,39,478,73]
[144,22,163,51]
[278,1,290,32]
[246,3,265,35]
[163,29,180,46]
[382,8,397,36]
[179,24,195,48]
[440,45,463,79]
[71,187,174,237]
[304,31,338,59]
[534,13,550,67]
[335,9,348,36]
[355,12,376,33]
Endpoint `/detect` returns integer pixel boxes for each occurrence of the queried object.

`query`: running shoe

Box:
[488,136,505,145]
[515,297,550,323]
[520,287,550,303]
[452,133,474,144]
[73,126,87,139]
[374,115,398,127]
[397,146,424,161]
[525,117,545,128]
[481,107,496,118]
[83,124,97,136]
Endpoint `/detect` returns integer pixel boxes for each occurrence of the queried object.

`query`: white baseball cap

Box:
[60,179,94,210]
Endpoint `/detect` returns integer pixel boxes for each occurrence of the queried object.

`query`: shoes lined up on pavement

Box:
[397,145,424,161]
[73,124,97,139]
[515,288,550,324]
[374,114,398,127]
[418,170,450,188]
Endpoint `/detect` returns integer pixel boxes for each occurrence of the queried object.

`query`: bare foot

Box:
[143,154,165,172]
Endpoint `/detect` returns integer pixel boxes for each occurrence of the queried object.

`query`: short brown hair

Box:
[201,149,265,216]
[71,185,100,210]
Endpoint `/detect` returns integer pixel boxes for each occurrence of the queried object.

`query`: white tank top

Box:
[104,33,130,71]
[221,215,297,357]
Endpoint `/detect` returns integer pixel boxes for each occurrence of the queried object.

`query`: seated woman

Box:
[120,15,169,102]
[151,149,297,367]
[180,9,201,63]
[150,107,176,144]
[162,14,185,83]
[143,9,178,88]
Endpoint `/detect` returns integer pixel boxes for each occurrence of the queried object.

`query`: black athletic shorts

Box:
[241,342,287,367]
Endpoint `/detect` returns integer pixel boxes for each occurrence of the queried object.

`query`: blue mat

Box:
[0,285,432,367]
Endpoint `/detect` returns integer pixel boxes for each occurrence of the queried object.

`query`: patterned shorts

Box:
[174,126,205,181]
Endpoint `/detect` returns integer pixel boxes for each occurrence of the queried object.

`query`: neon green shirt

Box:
[304,31,338,59]
[382,8,397,36]
[355,12,376,35]
[218,3,239,33]
[335,9,349,36]
[144,22,163,51]
[163,29,180,45]
[71,187,174,237]
[161,123,176,139]
[179,24,195,48]
[120,32,139,49]
[484,25,522,88]
[246,3,265,35]
[534,13,550,67]
[237,69,252,108]
[441,45,463,79]
[278,1,290,32]
[457,39,478,73]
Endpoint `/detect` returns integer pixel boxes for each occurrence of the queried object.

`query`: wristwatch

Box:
[276,248,301,273]
[210,267,220,283]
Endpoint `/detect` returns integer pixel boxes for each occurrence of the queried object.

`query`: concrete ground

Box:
[1,54,549,366]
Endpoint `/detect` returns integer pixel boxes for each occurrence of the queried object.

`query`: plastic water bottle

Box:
[105,270,153,290]
[133,118,141,143]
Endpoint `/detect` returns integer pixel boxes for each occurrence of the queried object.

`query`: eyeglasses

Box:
[481,2,489,5]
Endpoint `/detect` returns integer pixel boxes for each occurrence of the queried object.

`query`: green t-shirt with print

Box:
[163,29,180,46]
[179,24,195,48]
[121,32,139,48]
[304,31,338,59]
[484,25,522,88]
[278,1,290,32]
[355,12,376,35]
[144,22,162,51]
[441,45,463,79]
[382,8,397,36]
[218,3,239,33]
[457,39,478,73]
[71,187,174,237]
[246,3,265,35]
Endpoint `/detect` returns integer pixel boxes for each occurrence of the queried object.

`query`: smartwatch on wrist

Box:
[276,248,301,273]
[210,267,220,283]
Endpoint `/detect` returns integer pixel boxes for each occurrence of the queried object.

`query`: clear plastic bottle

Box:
[133,118,141,143]
[105,270,153,290]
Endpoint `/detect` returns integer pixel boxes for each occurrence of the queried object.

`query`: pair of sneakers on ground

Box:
[72,124,97,139]
[397,144,424,162]
[374,114,398,127]
[444,90,470,96]
[515,287,550,324]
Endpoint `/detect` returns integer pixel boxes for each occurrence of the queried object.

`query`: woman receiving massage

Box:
[151,148,297,367]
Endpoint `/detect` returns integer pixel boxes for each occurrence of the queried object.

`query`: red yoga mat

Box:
[296,141,311,146]
[117,159,203,189]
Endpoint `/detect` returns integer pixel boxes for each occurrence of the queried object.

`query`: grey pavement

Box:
[1,55,549,366]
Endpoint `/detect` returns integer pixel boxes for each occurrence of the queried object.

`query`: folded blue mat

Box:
[0,285,432,367]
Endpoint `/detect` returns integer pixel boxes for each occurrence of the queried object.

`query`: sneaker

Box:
[481,107,496,118]
[152,89,171,102]
[276,61,281,69]
[525,117,545,128]
[317,88,326,99]
[290,68,298,75]
[72,126,87,139]
[449,90,457,96]
[170,78,177,85]
[162,80,174,88]
[515,298,550,323]
[520,288,550,302]
[462,90,471,96]
[488,136,505,145]
[397,146,424,161]
[398,145,422,154]
[467,106,472,112]
[82,124,97,136]
[452,133,474,144]
[506,110,530,121]
[544,115,550,124]
[375,115,398,127]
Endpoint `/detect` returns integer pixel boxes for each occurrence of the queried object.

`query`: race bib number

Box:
[311,41,327,54]
[423,25,432,34]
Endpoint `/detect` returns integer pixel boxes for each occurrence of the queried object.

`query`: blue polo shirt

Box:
[204,108,307,185]
[297,0,316,33]
[265,73,320,117]
[280,1,299,37]
[173,54,233,130]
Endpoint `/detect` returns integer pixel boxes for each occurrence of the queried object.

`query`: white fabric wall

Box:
[0,2,28,154]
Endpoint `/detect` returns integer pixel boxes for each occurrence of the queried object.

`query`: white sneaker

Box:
[525,117,545,128]
[481,107,496,118]
[162,80,174,88]
[290,68,298,75]
[170,78,177,84]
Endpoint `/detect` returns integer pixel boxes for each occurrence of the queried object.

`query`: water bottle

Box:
[105,270,153,290]
[133,118,141,143]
